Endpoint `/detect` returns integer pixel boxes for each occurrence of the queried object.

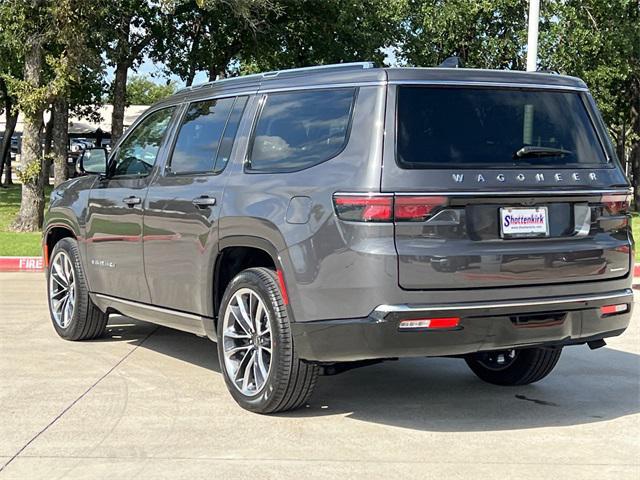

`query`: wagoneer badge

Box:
[452,172,598,183]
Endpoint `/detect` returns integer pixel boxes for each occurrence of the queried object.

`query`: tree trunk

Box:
[111,62,129,146]
[4,150,13,185]
[52,97,69,186]
[0,106,18,186]
[11,37,45,232]
[42,107,54,186]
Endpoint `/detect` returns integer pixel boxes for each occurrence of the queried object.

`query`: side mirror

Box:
[77,147,108,176]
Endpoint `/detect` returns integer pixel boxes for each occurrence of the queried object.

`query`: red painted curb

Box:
[0,256,44,272]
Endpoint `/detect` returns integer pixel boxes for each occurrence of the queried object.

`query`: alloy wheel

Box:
[49,251,76,328]
[222,288,273,396]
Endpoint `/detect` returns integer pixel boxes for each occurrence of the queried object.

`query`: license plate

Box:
[500,207,549,238]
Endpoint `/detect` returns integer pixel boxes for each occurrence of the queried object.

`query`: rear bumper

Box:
[291,289,634,362]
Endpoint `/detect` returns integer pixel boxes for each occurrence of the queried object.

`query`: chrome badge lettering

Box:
[449,171,600,184]
[91,259,116,269]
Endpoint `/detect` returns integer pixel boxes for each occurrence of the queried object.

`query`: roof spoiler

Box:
[439,56,465,68]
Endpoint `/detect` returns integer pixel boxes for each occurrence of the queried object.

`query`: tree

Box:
[123,74,176,105]
[241,0,401,71]
[103,1,164,145]
[48,0,108,187]
[538,0,640,204]
[397,0,530,69]
[0,45,22,186]
[1,0,51,231]
[152,0,274,86]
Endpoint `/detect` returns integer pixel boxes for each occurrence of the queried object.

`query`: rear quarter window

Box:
[247,88,356,172]
[396,86,608,169]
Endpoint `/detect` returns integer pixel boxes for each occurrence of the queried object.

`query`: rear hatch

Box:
[382,82,631,290]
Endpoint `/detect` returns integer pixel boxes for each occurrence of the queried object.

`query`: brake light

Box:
[600,303,628,315]
[394,196,448,221]
[333,194,448,222]
[601,193,631,215]
[399,317,460,330]
[333,195,393,222]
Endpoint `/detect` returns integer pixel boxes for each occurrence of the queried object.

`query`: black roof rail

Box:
[177,62,376,94]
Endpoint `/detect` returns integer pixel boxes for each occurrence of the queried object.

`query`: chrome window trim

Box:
[388,80,589,92]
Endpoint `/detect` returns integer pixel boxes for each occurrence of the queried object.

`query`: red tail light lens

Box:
[334,194,448,222]
[394,196,448,221]
[601,193,631,215]
[333,195,393,222]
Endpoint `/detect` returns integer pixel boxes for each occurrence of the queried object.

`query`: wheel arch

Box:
[43,223,79,267]
[213,236,286,320]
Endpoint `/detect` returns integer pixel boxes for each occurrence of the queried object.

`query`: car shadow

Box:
[102,316,640,432]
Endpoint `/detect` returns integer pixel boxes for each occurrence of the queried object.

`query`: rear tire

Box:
[47,238,109,341]
[217,267,318,413]
[465,347,562,386]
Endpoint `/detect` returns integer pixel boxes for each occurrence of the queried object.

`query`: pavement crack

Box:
[0,326,159,474]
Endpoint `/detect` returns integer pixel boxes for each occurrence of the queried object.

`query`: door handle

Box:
[192,196,216,209]
[122,196,141,207]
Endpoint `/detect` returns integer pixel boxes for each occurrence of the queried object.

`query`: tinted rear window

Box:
[396,87,608,168]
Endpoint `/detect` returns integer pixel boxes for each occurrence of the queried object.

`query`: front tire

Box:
[217,267,318,413]
[465,347,562,386]
[47,238,109,341]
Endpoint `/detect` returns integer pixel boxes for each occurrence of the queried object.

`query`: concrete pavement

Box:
[1,272,639,479]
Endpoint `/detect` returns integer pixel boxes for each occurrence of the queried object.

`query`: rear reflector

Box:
[600,303,628,315]
[399,317,460,330]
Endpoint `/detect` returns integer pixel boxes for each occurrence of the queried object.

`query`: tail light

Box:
[333,195,393,222]
[394,196,448,221]
[601,193,631,215]
[333,194,448,222]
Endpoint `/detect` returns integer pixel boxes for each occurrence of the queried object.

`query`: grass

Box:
[0,184,51,256]
[1,184,639,260]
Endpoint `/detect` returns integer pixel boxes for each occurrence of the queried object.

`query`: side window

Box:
[213,96,248,173]
[110,107,175,177]
[248,88,356,172]
[168,96,245,175]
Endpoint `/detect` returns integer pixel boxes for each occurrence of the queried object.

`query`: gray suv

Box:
[43,62,634,413]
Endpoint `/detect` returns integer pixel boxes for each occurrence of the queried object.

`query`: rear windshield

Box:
[396,86,608,169]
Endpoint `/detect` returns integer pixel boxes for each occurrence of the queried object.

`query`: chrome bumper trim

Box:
[372,289,634,320]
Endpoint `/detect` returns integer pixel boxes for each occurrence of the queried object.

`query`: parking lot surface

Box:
[1,272,639,479]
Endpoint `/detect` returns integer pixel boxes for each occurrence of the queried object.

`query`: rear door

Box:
[143,95,248,315]
[382,84,631,290]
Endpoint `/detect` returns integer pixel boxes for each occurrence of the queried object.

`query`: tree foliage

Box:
[123,74,177,105]
[399,0,530,70]
[1,0,639,229]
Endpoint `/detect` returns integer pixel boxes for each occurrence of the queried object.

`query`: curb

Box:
[0,256,44,272]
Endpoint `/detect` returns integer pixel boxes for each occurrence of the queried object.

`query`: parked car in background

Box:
[43,62,633,414]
